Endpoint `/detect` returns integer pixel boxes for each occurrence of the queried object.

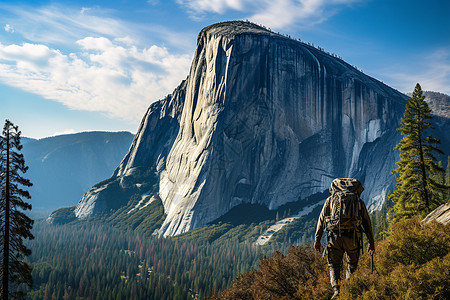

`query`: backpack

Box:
[324,178,363,232]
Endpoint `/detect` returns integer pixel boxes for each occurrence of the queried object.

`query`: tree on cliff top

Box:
[0,120,34,299]
[390,83,448,221]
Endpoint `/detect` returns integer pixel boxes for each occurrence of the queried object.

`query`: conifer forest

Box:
[26,220,280,300]
[0,4,448,298]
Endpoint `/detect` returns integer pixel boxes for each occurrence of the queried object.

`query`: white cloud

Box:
[179,0,244,14]
[0,4,138,47]
[0,3,196,52]
[80,7,91,15]
[0,4,195,124]
[4,24,14,33]
[178,0,362,29]
[114,36,134,46]
[377,49,450,95]
[0,39,192,122]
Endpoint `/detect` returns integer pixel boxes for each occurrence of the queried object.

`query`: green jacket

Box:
[314,178,375,247]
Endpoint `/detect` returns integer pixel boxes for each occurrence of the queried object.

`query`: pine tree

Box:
[446,156,450,200]
[0,120,34,299]
[432,161,447,202]
[390,83,447,221]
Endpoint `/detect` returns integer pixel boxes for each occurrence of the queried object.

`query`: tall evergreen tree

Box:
[446,156,450,200]
[0,120,34,299]
[390,84,447,221]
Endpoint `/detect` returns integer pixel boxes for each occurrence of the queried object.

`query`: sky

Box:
[0,0,449,139]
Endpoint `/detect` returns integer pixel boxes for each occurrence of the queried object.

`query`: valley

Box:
[2,12,448,299]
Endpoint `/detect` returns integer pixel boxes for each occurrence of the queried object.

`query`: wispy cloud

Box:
[4,24,14,33]
[0,3,195,51]
[0,4,193,123]
[1,4,128,46]
[179,0,244,14]
[178,0,362,29]
[0,38,191,122]
[377,49,450,95]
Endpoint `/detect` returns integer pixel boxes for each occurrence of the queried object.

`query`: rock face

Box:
[424,91,450,118]
[422,203,450,225]
[74,21,418,236]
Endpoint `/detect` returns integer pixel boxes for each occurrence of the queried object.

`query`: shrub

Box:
[217,245,332,300]
[218,217,450,299]
[341,217,450,299]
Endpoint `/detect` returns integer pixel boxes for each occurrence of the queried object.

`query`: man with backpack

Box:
[314,178,375,299]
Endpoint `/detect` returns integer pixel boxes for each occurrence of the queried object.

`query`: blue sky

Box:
[0,0,449,138]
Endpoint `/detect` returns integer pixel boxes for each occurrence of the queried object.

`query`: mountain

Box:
[22,131,134,215]
[424,91,450,118]
[69,21,450,237]
[21,137,37,145]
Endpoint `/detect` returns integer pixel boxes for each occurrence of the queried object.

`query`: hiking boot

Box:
[330,286,340,299]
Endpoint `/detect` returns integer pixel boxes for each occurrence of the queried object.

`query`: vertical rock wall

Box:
[74,22,409,236]
[154,22,407,236]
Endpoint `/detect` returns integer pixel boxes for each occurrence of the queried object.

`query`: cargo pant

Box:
[326,230,360,289]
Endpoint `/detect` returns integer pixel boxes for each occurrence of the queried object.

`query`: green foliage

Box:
[175,197,325,247]
[104,195,166,236]
[430,160,448,204]
[219,211,450,300]
[90,165,159,212]
[26,220,273,299]
[446,156,450,200]
[58,167,164,238]
[0,120,34,299]
[216,245,332,300]
[175,204,277,244]
[26,191,332,300]
[370,198,392,241]
[268,205,321,246]
[175,222,236,244]
[340,217,450,299]
[390,83,448,221]
[382,217,449,268]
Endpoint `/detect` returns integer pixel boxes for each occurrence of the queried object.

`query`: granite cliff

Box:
[72,21,430,236]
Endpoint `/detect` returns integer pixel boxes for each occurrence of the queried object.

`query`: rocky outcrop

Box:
[424,91,450,118]
[422,203,450,225]
[73,21,422,236]
[73,81,186,219]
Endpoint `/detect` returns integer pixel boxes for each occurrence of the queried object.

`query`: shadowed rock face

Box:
[74,21,412,236]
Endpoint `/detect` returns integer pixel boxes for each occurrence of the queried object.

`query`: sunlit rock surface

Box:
[75,21,416,236]
[422,203,450,225]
